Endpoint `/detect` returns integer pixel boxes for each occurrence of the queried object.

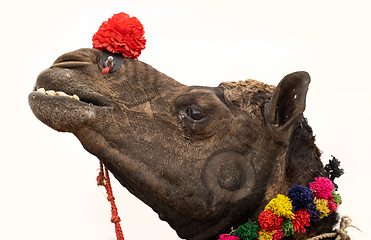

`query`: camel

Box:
[28,47,342,239]
[28,12,346,240]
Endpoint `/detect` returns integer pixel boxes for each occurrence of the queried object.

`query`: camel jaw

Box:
[28,68,114,133]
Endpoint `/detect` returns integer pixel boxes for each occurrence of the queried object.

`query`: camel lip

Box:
[28,90,100,133]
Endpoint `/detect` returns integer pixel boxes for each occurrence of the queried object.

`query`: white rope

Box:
[307,216,361,240]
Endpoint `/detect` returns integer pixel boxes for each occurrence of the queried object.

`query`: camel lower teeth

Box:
[37,88,80,100]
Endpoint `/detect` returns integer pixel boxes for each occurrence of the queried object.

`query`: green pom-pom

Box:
[332,190,341,205]
[232,221,260,240]
[281,219,294,237]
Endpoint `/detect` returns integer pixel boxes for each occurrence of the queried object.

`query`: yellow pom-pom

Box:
[258,229,274,240]
[265,194,295,220]
[314,198,330,219]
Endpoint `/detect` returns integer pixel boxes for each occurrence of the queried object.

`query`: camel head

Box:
[28,13,339,240]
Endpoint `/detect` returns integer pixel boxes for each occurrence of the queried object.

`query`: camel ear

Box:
[264,71,311,144]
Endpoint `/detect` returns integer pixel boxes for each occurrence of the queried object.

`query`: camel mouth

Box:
[35,87,80,100]
[28,87,111,132]
[31,87,112,107]
[30,50,114,108]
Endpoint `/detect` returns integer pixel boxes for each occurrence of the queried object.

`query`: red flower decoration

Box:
[292,209,310,233]
[92,12,146,59]
[258,210,284,231]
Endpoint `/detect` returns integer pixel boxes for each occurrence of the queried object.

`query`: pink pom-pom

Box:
[309,177,334,200]
[272,229,284,240]
[218,234,239,240]
[327,198,337,214]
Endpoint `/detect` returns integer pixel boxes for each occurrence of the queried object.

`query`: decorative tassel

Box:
[219,175,342,239]
[325,156,344,182]
[332,190,341,205]
[309,177,334,200]
[327,199,337,214]
[272,229,284,240]
[233,221,260,240]
[281,219,294,237]
[258,229,274,240]
[292,209,310,233]
[288,185,314,210]
[264,194,295,220]
[218,234,240,240]
[307,203,321,222]
[314,198,330,219]
[258,210,284,231]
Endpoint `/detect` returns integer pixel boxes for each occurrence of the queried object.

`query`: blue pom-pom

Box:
[288,185,314,210]
[307,202,321,222]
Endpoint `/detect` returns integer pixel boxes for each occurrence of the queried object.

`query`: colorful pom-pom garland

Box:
[220,177,341,240]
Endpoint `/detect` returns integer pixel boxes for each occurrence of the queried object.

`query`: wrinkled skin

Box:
[29,48,335,240]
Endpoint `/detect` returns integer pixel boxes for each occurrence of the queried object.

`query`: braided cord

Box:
[97,161,124,240]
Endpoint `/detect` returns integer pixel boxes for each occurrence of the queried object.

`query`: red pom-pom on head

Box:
[92,12,146,59]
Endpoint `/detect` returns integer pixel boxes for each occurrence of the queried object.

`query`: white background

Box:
[1,0,370,239]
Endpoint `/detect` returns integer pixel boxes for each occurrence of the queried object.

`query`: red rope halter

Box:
[97,161,125,240]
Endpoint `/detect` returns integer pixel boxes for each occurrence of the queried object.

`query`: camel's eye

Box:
[173,89,230,139]
[186,107,208,121]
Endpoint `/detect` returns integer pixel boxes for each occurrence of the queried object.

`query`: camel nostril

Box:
[51,52,93,68]
[51,61,91,68]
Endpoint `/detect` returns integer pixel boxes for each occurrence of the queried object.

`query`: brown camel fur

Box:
[28,48,339,240]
